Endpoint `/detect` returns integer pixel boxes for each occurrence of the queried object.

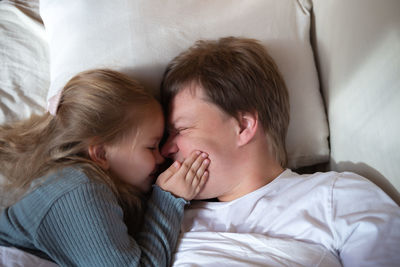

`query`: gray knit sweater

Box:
[0,167,187,266]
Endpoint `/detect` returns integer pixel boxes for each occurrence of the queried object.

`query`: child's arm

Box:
[29,153,209,266]
[33,181,183,266]
[135,151,209,265]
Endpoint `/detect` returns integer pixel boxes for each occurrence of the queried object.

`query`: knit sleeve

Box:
[34,182,187,267]
[137,185,188,266]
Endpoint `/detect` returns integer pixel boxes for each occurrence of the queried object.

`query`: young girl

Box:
[0,69,210,266]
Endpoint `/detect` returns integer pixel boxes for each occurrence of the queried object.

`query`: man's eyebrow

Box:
[167,116,185,128]
[172,116,185,124]
[167,115,198,131]
[165,121,186,133]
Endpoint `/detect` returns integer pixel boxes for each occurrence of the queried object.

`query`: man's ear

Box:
[237,111,259,147]
[88,144,110,170]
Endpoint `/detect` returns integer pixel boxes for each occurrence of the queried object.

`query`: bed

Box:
[1,0,399,266]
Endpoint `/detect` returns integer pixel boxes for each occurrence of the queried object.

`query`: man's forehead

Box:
[168,86,206,122]
[168,116,191,128]
[168,102,197,126]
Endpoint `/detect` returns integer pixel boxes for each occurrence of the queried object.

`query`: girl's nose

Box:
[161,135,179,159]
[155,149,165,165]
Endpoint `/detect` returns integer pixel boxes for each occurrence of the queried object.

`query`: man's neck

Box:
[217,149,285,202]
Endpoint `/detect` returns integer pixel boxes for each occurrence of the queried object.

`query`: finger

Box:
[165,161,181,176]
[157,161,181,184]
[176,150,202,177]
[191,172,200,187]
[170,161,181,172]
[185,152,208,182]
[190,159,208,187]
[195,158,210,180]
[194,171,209,195]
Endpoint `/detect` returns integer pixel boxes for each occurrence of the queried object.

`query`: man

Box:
[160,37,400,266]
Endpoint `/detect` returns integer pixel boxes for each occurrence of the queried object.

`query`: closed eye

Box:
[176,127,189,135]
[147,140,161,151]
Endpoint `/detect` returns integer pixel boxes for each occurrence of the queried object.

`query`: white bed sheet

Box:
[173,232,341,267]
[0,233,341,267]
[0,246,57,267]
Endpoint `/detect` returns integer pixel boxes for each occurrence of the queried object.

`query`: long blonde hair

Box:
[0,69,156,231]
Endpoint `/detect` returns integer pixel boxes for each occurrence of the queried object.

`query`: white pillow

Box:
[39,0,329,169]
[0,2,48,124]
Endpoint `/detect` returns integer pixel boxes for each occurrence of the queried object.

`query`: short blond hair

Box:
[161,37,290,166]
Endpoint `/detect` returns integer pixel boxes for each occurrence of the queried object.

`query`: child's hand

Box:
[156,151,209,201]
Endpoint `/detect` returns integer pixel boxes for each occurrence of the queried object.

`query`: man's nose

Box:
[161,135,179,158]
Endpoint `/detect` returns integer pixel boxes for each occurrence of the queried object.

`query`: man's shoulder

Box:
[273,169,383,198]
[284,169,397,206]
[282,169,373,187]
[300,170,384,194]
[274,169,337,188]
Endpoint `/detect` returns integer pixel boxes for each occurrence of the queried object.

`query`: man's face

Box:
[161,85,240,200]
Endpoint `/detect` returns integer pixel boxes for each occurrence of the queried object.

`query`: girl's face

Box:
[105,102,165,193]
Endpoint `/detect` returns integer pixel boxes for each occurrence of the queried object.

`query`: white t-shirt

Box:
[181,169,400,266]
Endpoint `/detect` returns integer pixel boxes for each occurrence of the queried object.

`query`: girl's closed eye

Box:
[147,140,161,151]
